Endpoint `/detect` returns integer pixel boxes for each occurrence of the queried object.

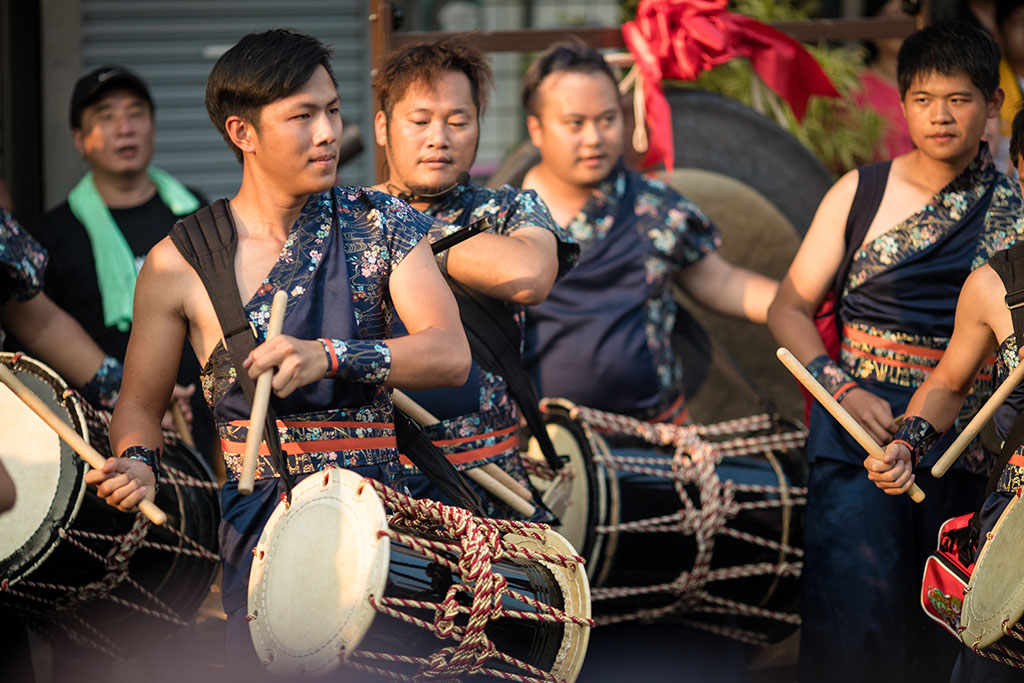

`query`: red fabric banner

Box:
[622,0,841,171]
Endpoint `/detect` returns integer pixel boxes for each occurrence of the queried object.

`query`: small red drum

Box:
[0,353,220,657]
[247,467,592,680]
[522,399,807,646]
[959,491,1024,668]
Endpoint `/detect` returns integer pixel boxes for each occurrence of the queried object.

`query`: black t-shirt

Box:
[30,187,216,455]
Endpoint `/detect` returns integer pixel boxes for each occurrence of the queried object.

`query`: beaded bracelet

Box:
[80,355,122,411]
[891,416,941,468]
[806,354,858,403]
[119,445,162,489]
[317,338,391,384]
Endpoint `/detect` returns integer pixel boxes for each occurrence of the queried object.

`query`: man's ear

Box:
[526,114,543,148]
[71,128,85,157]
[989,86,1006,119]
[374,110,388,149]
[225,115,257,156]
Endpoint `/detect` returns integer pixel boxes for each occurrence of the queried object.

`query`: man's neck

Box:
[232,169,310,240]
[522,163,598,227]
[90,169,157,209]
[371,180,432,212]
[901,144,979,195]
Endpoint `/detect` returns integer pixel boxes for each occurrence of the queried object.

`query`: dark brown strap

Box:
[169,199,291,496]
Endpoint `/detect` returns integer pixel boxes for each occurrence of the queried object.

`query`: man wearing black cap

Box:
[31,65,213,454]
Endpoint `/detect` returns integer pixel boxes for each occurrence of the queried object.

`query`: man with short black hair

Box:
[85,29,470,674]
[372,37,577,519]
[33,65,210,450]
[769,22,1024,682]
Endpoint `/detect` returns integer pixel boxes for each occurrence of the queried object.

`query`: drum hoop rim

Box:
[0,353,89,584]
[247,467,390,674]
[963,491,1024,648]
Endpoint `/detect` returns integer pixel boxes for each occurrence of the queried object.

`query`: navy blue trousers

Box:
[799,458,985,683]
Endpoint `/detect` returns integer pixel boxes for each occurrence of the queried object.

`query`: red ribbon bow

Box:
[622,0,840,171]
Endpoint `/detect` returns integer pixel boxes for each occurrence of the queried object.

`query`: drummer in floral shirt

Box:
[372,37,578,519]
[520,42,777,425]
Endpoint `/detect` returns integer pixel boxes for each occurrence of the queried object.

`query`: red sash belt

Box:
[399,424,519,467]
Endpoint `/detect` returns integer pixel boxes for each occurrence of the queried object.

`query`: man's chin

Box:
[406,179,459,197]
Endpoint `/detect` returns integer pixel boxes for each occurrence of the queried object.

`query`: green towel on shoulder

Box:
[68,167,201,332]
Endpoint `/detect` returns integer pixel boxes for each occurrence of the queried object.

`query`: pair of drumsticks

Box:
[777,347,1024,503]
[236,291,535,516]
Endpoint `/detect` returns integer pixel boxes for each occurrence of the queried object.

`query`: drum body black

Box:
[0,353,221,657]
[524,400,806,644]
[247,468,591,680]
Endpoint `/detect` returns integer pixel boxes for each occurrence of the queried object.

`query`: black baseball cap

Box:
[69,65,153,129]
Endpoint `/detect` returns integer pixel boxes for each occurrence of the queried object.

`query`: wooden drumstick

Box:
[777,347,926,503]
[392,390,537,516]
[932,359,1024,478]
[239,290,288,495]
[170,402,196,449]
[0,363,167,526]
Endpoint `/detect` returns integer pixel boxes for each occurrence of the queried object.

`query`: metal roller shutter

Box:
[80,0,373,200]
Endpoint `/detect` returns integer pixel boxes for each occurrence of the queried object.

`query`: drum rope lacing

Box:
[1,403,221,657]
[336,478,593,682]
[552,402,807,647]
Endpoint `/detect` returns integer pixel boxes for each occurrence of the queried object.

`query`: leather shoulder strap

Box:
[169,199,289,492]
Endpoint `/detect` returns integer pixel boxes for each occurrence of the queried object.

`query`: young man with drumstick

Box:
[371,37,577,520]
[866,107,1024,683]
[84,29,470,674]
[768,23,1024,683]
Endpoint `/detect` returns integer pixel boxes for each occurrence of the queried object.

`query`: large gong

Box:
[489,88,833,423]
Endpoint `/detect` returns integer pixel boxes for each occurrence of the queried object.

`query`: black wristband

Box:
[891,416,941,468]
[119,445,162,488]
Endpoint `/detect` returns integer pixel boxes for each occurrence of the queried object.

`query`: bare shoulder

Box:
[812,169,859,226]
[143,236,193,277]
[136,236,201,309]
[962,264,1009,332]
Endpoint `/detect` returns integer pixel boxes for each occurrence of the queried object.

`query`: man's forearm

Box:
[446,230,557,304]
[109,401,166,462]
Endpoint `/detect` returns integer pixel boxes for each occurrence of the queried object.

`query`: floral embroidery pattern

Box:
[201,187,429,481]
[0,210,48,349]
[406,184,575,469]
[845,145,1023,293]
[566,163,720,417]
[324,338,391,384]
[995,335,1024,491]
[219,405,398,481]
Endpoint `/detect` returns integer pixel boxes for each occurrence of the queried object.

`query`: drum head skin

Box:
[248,468,390,676]
[0,354,86,581]
[505,528,592,683]
[523,403,619,582]
[962,492,1024,649]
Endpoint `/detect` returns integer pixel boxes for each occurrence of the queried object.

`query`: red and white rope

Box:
[340,479,592,682]
[539,401,806,644]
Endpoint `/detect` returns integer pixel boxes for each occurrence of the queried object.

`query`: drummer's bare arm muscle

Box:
[445,226,559,305]
[89,240,190,512]
[675,252,778,324]
[1,292,107,388]
[768,171,897,444]
[867,266,1003,494]
[243,239,470,396]
[385,239,471,389]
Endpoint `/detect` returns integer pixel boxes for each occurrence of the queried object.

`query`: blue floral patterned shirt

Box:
[401,184,577,473]
[0,209,48,349]
[524,162,720,418]
[199,187,431,481]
